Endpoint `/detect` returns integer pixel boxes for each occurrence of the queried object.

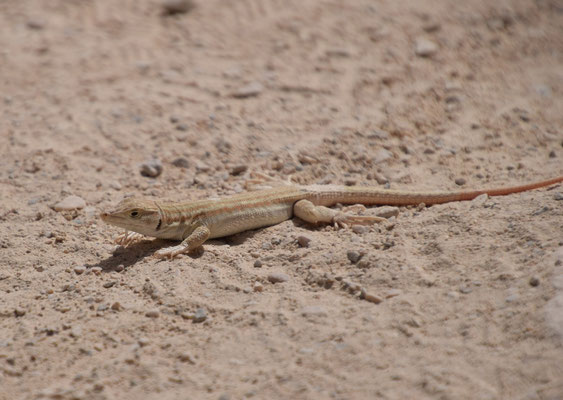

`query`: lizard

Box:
[100,175,563,259]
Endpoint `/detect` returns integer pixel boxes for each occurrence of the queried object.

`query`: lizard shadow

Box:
[86,239,203,272]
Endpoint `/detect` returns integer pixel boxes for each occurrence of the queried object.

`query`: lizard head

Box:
[100,198,162,236]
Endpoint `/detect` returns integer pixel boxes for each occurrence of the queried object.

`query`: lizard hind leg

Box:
[294,199,385,229]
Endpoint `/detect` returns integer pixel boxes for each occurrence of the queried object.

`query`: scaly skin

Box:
[100,176,563,259]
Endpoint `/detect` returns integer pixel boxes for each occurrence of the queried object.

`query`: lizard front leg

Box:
[154,225,211,259]
[293,199,386,229]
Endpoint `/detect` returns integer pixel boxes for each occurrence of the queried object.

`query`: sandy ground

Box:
[1,0,563,399]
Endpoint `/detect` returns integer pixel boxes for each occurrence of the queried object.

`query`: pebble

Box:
[138,337,150,347]
[14,308,26,317]
[145,309,160,318]
[253,259,263,268]
[109,181,122,190]
[352,225,369,234]
[53,195,86,211]
[471,194,489,207]
[267,272,289,284]
[297,235,311,248]
[232,81,263,98]
[91,267,102,275]
[111,302,122,311]
[414,37,438,57]
[193,308,207,323]
[161,0,195,15]
[195,160,211,172]
[529,276,540,287]
[549,150,557,158]
[70,326,82,338]
[300,305,328,317]
[374,206,399,219]
[360,288,383,304]
[74,265,86,275]
[253,282,264,292]
[172,157,190,168]
[178,352,195,363]
[459,286,472,294]
[554,193,563,201]
[103,281,116,289]
[139,159,163,178]
[229,165,247,177]
[347,250,363,264]
[455,178,466,186]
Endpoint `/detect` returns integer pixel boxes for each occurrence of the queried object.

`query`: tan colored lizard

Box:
[100,176,562,259]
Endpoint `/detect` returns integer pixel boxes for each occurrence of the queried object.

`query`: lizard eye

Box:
[130,210,139,217]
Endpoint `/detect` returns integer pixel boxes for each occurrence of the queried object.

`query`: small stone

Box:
[300,306,328,317]
[297,235,312,248]
[145,309,160,318]
[74,266,86,275]
[549,150,557,158]
[554,193,563,201]
[26,19,45,30]
[138,337,150,347]
[415,38,438,57]
[140,159,163,178]
[193,308,207,323]
[103,281,116,289]
[178,352,195,363]
[14,308,26,317]
[70,326,82,338]
[111,302,122,311]
[346,250,363,264]
[374,206,399,219]
[253,282,263,292]
[195,160,210,172]
[471,194,489,206]
[230,165,248,176]
[161,0,195,15]
[529,276,540,287]
[352,225,369,234]
[91,267,102,275]
[268,272,289,284]
[53,195,86,211]
[232,81,263,99]
[455,178,466,186]
[459,286,472,294]
[109,181,122,190]
[360,288,383,304]
[176,123,189,131]
[253,259,263,268]
[172,157,190,168]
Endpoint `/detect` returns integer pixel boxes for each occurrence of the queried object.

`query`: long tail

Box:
[305,176,563,206]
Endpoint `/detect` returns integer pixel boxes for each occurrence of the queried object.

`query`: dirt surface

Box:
[1,0,563,399]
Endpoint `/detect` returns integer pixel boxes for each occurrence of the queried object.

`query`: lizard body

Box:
[100,176,563,258]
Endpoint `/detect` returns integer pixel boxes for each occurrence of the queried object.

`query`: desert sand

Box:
[1,0,562,399]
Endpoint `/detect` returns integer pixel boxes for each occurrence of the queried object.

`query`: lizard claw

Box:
[115,231,145,247]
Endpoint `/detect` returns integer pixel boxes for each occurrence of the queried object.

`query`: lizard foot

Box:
[154,245,187,259]
[115,231,146,247]
[332,213,386,229]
